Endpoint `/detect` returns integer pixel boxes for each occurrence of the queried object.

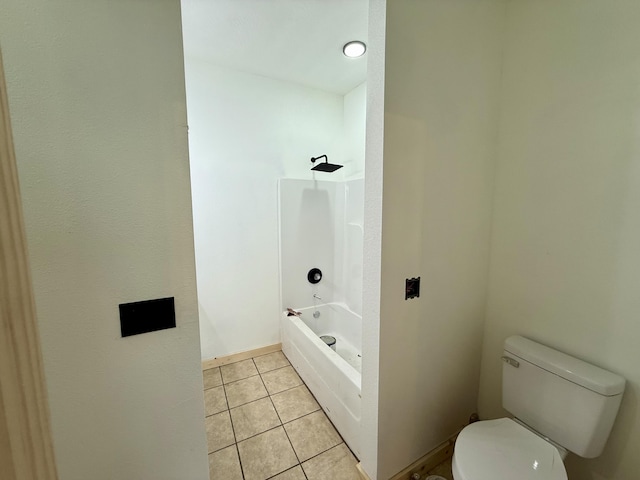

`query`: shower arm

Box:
[310,155,328,164]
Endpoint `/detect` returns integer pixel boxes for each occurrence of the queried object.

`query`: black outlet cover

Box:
[119,297,176,337]
[405,277,420,300]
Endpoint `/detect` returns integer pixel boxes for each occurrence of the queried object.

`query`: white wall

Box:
[0,1,209,479]
[374,1,506,478]
[343,82,367,179]
[479,2,640,479]
[184,59,347,359]
[360,1,386,476]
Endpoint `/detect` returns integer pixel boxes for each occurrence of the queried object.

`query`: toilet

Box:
[452,335,625,480]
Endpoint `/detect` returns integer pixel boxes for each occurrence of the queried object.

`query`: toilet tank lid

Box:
[504,336,625,396]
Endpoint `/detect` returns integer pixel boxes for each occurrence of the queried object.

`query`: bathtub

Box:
[281,303,362,458]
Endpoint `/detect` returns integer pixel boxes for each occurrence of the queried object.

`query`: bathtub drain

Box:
[320,335,336,351]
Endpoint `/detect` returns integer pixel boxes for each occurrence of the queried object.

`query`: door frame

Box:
[0,47,58,480]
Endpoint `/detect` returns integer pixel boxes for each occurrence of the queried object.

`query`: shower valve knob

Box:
[307,268,322,284]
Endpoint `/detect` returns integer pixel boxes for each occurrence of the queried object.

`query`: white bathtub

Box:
[281,303,362,458]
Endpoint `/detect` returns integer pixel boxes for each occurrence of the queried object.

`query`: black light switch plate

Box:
[405,277,420,300]
[119,297,176,337]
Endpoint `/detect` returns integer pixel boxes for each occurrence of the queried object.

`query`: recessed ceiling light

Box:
[343,41,366,58]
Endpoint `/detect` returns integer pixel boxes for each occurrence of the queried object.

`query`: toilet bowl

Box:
[452,418,566,480]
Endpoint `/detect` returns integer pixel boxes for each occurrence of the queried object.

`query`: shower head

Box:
[310,155,343,173]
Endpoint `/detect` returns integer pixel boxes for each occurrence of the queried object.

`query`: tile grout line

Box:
[222,388,332,446]
[206,423,346,476]
[263,355,314,479]
[259,363,291,374]
[222,372,261,387]
[206,354,284,478]
[234,424,285,446]
[257,362,307,478]
[254,354,308,480]
[271,358,357,468]
[225,379,269,410]
[206,352,363,479]
[298,441,348,467]
[232,358,265,479]
[259,353,343,474]
[262,378,307,398]
[203,385,227,418]
[227,395,269,411]
[220,374,245,479]
[238,358,271,475]
[265,398,300,467]
[259,362,344,479]
[264,465,305,480]
[234,443,246,480]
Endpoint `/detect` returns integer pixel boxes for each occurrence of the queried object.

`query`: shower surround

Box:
[279,177,364,458]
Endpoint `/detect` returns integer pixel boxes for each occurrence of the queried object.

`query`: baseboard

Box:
[389,432,457,480]
[356,462,372,480]
[201,343,282,370]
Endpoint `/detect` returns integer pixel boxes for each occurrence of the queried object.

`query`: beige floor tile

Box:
[205,410,235,453]
[271,385,320,423]
[427,458,453,479]
[283,410,341,462]
[230,397,281,442]
[270,465,306,480]
[237,426,298,480]
[203,367,223,389]
[301,443,360,480]
[208,445,243,480]
[205,386,228,416]
[261,365,302,395]
[253,351,290,373]
[220,359,259,384]
[225,375,268,408]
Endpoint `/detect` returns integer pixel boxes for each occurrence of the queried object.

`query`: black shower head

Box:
[310,155,343,173]
[312,162,343,172]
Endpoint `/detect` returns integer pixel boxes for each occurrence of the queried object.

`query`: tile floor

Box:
[425,457,453,479]
[203,350,362,480]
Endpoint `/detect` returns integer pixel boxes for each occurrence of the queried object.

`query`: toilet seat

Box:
[452,418,567,480]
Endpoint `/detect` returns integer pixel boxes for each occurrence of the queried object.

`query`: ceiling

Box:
[181,0,369,95]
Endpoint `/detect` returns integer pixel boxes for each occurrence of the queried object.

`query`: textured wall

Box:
[360,0,386,477]
[375,1,506,478]
[0,1,209,478]
[479,2,640,479]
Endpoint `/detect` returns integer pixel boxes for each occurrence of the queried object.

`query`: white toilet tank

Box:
[502,336,625,458]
